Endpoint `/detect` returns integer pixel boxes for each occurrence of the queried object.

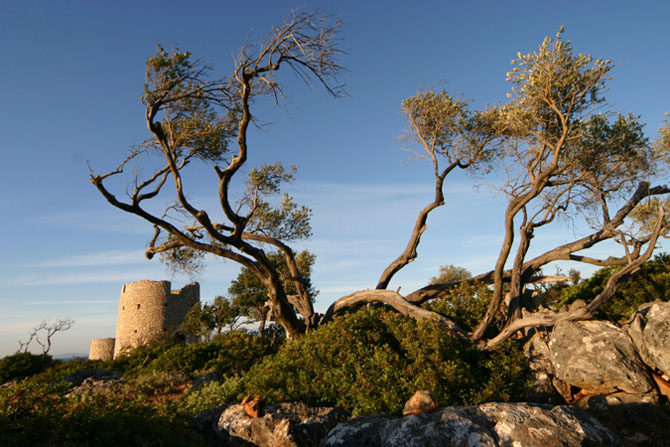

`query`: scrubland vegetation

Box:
[3,257,670,446]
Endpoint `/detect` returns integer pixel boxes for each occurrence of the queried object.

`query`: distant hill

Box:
[53,353,88,361]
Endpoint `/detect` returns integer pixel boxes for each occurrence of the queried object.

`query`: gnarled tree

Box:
[92,12,669,348]
[91,10,344,339]
[399,29,670,347]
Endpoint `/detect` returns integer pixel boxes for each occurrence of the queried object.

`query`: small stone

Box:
[241,394,265,418]
[402,390,437,416]
[652,373,670,399]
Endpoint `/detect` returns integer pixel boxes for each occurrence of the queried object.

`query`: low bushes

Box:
[0,352,55,383]
[0,382,203,447]
[1,306,532,445]
[238,307,530,415]
[115,330,277,378]
[555,253,670,322]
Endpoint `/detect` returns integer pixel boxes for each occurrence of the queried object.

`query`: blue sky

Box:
[1,1,669,357]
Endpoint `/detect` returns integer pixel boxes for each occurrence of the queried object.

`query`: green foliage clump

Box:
[106,342,175,378]
[240,307,530,415]
[0,352,55,383]
[0,382,203,447]
[428,281,494,332]
[127,370,189,397]
[109,331,276,379]
[145,342,221,375]
[470,340,532,404]
[143,331,277,376]
[181,296,246,341]
[556,253,670,322]
[28,357,105,384]
[430,265,472,285]
[180,375,245,415]
[210,330,278,376]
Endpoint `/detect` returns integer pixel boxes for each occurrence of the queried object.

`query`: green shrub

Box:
[240,307,530,415]
[555,253,670,322]
[146,342,220,375]
[211,330,277,376]
[468,339,533,404]
[179,375,245,415]
[127,370,189,397]
[428,281,495,331]
[0,352,55,383]
[108,331,275,379]
[28,357,106,384]
[107,341,177,378]
[0,382,204,447]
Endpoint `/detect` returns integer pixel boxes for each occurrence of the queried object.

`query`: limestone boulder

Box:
[321,403,618,447]
[547,320,654,395]
[626,301,670,375]
[215,402,348,447]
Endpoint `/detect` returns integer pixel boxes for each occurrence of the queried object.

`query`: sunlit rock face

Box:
[214,402,348,447]
[547,320,654,395]
[626,301,670,377]
[321,403,618,447]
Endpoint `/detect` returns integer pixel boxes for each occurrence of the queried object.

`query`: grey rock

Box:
[65,375,122,396]
[321,403,619,447]
[548,320,654,395]
[524,332,571,403]
[215,402,348,447]
[1,377,24,388]
[626,301,670,375]
[63,369,121,386]
[576,391,658,412]
[321,409,497,447]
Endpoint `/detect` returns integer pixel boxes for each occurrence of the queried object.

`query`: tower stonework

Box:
[113,280,199,358]
[88,338,115,361]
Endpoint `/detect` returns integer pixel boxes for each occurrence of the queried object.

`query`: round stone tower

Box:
[88,338,115,361]
[113,280,199,358]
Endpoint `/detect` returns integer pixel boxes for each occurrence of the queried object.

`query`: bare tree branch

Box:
[321,289,466,338]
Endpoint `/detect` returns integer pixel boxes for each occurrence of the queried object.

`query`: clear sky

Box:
[1,1,669,357]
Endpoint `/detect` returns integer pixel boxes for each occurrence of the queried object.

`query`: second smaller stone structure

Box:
[88,338,115,361]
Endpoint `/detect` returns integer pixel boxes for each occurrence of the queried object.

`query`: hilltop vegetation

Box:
[3,257,670,445]
[0,307,530,446]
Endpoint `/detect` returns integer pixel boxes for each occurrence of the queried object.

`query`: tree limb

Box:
[321,289,466,338]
